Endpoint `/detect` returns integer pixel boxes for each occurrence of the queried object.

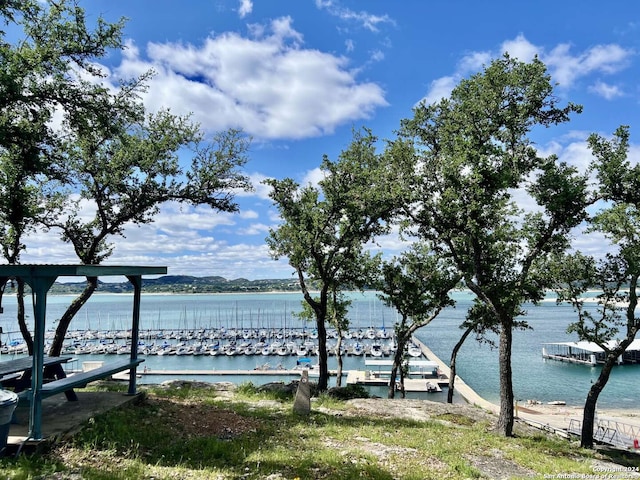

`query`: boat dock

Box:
[344,337,459,394]
[138,368,306,376]
[345,369,444,392]
[542,340,640,366]
[411,337,499,412]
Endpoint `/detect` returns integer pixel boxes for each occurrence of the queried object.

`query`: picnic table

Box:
[0,264,166,440]
[0,356,76,400]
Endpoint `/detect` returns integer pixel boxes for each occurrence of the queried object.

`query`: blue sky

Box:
[20,1,640,280]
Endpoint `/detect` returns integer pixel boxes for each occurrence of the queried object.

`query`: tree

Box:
[296,288,351,386]
[396,55,588,436]
[265,129,400,391]
[551,126,640,448]
[0,1,252,356]
[0,0,128,353]
[376,242,459,398]
[41,109,251,356]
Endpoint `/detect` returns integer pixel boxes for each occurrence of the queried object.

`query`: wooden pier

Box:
[345,370,444,392]
[108,367,340,380]
[344,344,448,393]
[140,369,303,376]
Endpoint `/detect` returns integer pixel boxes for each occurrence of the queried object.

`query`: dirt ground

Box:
[140,385,599,480]
[38,381,640,479]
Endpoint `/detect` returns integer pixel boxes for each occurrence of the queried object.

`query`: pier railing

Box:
[568,418,640,449]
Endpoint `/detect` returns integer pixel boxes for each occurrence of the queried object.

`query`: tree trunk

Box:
[398,362,407,399]
[299,273,329,392]
[315,312,329,391]
[448,325,473,403]
[388,338,406,399]
[49,276,98,357]
[388,363,397,399]
[16,279,34,355]
[497,320,514,436]
[581,354,615,448]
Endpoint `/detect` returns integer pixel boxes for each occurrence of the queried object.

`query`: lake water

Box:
[0,290,636,409]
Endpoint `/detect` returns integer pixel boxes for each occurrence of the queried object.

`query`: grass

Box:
[0,381,638,479]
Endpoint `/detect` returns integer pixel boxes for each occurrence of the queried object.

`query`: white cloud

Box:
[238,0,252,18]
[546,43,631,87]
[589,80,624,99]
[370,49,384,62]
[238,223,271,235]
[150,203,239,233]
[169,243,293,279]
[315,1,395,32]
[457,51,493,73]
[239,209,259,220]
[234,172,272,199]
[500,34,539,63]
[630,144,640,167]
[345,39,354,52]
[418,34,633,106]
[419,76,457,105]
[111,18,387,140]
[301,167,326,188]
[18,199,294,279]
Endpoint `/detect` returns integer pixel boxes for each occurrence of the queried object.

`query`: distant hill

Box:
[48,275,303,294]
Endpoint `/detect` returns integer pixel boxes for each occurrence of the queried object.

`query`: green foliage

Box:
[265,128,397,292]
[264,128,403,390]
[0,387,635,479]
[0,0,126,265]
[235,381,261,396]
[397,54,588,436]
[548,126,640,448]
[0,1,253,357]
[399,54,587,311]
[326,384,371,400]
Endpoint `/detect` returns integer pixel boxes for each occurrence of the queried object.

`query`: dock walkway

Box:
[139,369,304,376]
[411,337,498,413]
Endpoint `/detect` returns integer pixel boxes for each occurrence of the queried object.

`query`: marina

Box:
[0,290,638,408]
[101,336,451,393]
[346,358,446,392]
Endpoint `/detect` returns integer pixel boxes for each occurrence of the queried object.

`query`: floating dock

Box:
[345,369,443,392]
[542,340,640,366]
[346,357,446,392]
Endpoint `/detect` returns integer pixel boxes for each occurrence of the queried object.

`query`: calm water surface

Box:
[0,290,636,409]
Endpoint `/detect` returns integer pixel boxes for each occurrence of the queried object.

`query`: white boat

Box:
[370,344,383,357]
[407,345,422,358]
[376,328,390,339]
[176,345,192,356]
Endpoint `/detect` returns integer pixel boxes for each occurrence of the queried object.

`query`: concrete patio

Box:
[5,391,143,455]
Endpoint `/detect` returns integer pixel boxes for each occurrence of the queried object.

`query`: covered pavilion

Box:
[0,264,166,440]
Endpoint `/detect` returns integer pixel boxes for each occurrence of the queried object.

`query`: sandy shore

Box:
[517,402,640,428]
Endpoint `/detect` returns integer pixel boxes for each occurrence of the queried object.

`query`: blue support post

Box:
[28,275,56,441]
[126,275,142,396]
